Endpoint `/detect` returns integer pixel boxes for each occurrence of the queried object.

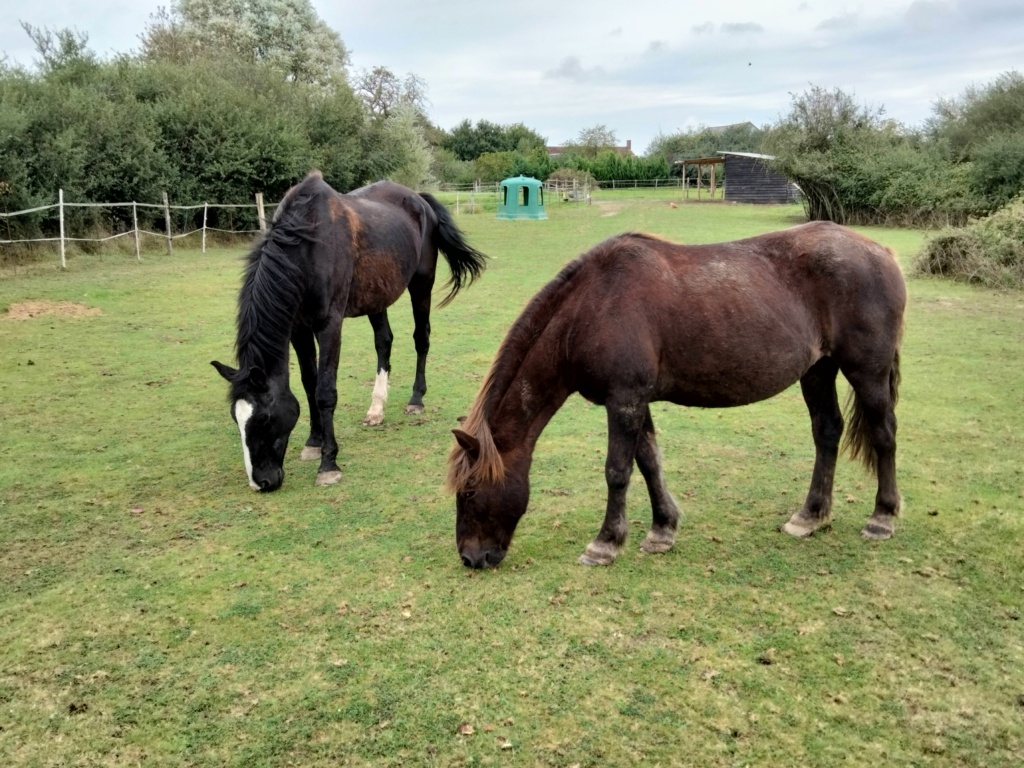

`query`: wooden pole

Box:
[710,163,717,199]
[132,202,140,260]
[162,191,172,254]
[255,192,267,232]
[58,188,66,269]
[201,203,208,253]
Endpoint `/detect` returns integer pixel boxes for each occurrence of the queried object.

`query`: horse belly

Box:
[345,255,415,317]
[657,323,819,408]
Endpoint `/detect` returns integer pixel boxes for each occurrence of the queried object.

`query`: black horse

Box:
[213,171,488,491]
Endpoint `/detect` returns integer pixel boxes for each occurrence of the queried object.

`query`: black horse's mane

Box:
[232,177,321,392]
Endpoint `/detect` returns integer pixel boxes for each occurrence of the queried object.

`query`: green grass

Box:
[1,196,1022,767]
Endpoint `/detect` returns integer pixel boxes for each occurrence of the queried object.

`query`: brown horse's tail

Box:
[420,193,489,307]
[842,344,902,474]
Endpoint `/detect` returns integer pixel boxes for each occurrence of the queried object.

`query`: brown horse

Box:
[447,223,906,568]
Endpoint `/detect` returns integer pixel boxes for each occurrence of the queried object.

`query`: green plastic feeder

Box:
[496,175,547,220]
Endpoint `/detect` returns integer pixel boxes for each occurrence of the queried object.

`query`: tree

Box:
[441,120,546,162]
[139,0,349,85]
[380,103,434,188]
[928,71,1024,162]
[355,66,428,120]
[568,124,618,158]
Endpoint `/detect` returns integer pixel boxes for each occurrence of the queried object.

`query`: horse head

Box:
[212,361,299,492]
[451,429,529,568]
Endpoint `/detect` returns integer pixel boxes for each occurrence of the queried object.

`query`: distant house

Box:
[718,152,800,204]
[547,139,634,158]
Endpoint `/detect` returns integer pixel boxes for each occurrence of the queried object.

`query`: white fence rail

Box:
[0,190,275,269]
[1,179,691,268]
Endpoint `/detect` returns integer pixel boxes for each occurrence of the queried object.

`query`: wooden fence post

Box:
[202,203,208,253]
[58,188,66,269]
[162,191,172,254]
[132,202,141,260]
[255,193,267,232]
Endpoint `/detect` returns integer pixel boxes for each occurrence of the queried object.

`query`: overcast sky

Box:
[2,0,1022,154]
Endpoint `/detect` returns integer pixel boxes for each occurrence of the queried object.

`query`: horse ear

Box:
[211,360,237,382]
[452,429,480,459]
[248,367,268,393]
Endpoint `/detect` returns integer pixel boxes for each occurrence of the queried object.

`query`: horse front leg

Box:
[291,323,323,461]
[784,358,842,537]
[634,406,680,554]
[580,398,647,566]
[363,311,393,426]
[405,275,433,415]
[313,316,344,487]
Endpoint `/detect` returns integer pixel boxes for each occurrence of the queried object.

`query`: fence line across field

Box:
[1,179,695,268]
[0,190,281,269]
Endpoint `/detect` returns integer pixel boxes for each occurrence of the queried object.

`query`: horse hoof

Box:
[300,446,321,461]
[781,512,831,538]
[362,413,385,426]
[861,522,894,540]
[640,531,675,553]
[404,404,425,415]
[578,541,618,566]
[315,470,342,487]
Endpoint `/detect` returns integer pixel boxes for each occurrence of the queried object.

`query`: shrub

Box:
[916,195,1024,288]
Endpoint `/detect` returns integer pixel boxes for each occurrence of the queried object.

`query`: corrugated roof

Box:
[717,151,775,160]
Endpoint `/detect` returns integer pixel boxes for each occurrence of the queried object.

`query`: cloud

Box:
[691,22,715,36]
[543,56,605,82]
[720,22,764,35]
[817,13,859,31]
[646,40,668,54]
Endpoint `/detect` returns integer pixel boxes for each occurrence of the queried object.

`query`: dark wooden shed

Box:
[719,152,800,204]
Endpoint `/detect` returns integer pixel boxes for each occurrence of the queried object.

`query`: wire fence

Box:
[0,178,703,268]
[0,190,276,268]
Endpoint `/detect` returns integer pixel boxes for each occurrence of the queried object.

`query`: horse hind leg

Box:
[363,311,393,426]
[842,360,901,540]
[784,358,843,538]
[634,406,680,554]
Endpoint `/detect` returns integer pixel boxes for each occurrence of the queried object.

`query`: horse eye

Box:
[463,489,477,500]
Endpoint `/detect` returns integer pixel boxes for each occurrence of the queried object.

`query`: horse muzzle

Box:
[252,466,284,493]
[459,547,507,569]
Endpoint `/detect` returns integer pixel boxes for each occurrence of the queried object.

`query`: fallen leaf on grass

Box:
[457,722,474,736]
[832,607,850,617]
[130,505,144,515]
[497,736,514,750]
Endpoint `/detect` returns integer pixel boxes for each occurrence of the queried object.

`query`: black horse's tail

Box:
[420,193,489,307]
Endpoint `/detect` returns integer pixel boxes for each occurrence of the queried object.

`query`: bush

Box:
[916,195,1024,288]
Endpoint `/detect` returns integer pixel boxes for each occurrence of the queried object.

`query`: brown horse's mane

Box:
[446,254,590,492]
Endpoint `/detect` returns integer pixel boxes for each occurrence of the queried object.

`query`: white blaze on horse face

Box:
[364,368,389,424]
[233,398,260,491]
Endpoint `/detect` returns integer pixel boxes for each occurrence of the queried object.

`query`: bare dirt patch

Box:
[594,201,625,217]
[5,300,103,320]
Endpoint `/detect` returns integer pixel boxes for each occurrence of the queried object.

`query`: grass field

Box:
[1,194,1022,767]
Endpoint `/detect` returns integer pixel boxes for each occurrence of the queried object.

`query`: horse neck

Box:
[235,231,308,383]
[487,349,572,465]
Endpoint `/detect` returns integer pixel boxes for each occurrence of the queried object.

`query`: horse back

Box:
[313,182,433,318]
[559,223,904,407]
